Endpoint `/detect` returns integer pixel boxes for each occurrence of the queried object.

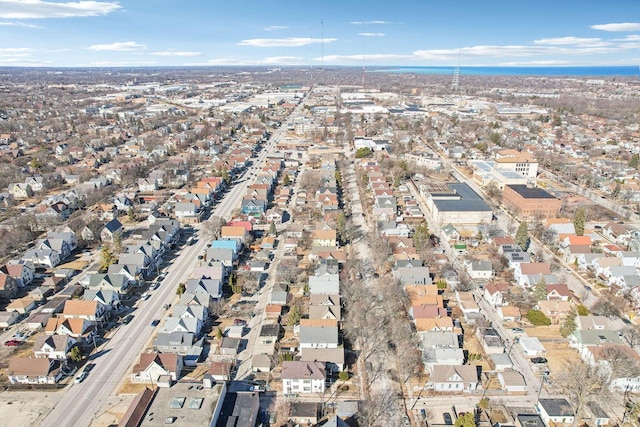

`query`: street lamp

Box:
[536,373,548,404]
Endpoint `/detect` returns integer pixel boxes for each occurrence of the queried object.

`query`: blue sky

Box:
[0,0,639,67]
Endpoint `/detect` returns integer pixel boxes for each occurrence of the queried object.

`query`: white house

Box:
[430,365,478,393]
[281,361,326,395]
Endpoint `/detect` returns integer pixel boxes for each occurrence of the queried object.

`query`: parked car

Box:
[233,319,247,326]
[443,413,453,425]
[402,415,411,426]
[122,314,134,324]
[512,327,525,333]
[150,319,160,327]
[584,285,592,291]
[531,357,548,364]
[250,385,265,392]
[74,370,89,384]
[4,339,22,347]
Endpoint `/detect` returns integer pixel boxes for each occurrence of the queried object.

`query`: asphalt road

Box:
[40,100,305,427]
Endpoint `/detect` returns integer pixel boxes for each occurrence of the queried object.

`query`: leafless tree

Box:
[621,325,640,349]
[558,362,611,426]
[591,296,623,318]
[202,215,225,241]
[600,346,640,382]
[357,390,398,427]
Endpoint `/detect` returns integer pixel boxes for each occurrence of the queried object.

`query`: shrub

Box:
[526,309,551,326]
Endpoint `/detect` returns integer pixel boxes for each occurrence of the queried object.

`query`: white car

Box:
[74,370,88,384]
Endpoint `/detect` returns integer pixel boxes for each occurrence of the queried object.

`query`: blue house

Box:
[211,239,241,255]
[241,199,266,216]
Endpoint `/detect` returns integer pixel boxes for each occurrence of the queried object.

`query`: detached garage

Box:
[519,336,545,356]
[498,370,527,393]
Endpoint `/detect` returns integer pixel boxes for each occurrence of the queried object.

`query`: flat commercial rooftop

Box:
[506,184,557,199]
[139,382,225,427]
[432,183,492,212]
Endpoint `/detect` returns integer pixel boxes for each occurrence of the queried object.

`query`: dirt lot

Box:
[0,390,60,427]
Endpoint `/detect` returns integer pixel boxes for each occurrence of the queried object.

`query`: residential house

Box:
[281,361,326,394]
[430,365,478,392]
[538,300,572,324]
[22,247,60,269]
[467,260,494,280]
[87,273,129,294]
[7,358,63,384]
[83,289,120,311]
[61,300,107,325]
[299,325,339,349]
[153,332,204,367]
[308,274,340,295]
[546,284,571,301]
[4,261,34,287]
[131,353,183,383]
[33,335,76,360]
[312,229,337,247]
[6,296,39,314]
[0,273,18,299]
[45,317,95,342]
[101,218,123,244]
[484,282,509,307]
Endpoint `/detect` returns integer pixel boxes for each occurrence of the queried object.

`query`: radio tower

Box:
[451,49,460,91]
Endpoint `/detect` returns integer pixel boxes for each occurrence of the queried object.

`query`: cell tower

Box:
[451,49,461,91]
[451,65,460,91]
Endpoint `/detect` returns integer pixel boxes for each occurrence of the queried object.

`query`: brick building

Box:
[502,185,561,219]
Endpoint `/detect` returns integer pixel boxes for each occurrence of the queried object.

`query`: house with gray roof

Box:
[270,284,288,305]
[101,218,123,243]
[393,266,432,286]
[83,289,120,310]
[308,274,340,295]
[161,317,201,336]
[87,273,129,293]
[153,332,204,366]
[186,277,222,300]
[206,247,236,268]
[299,325,339,349]
[300,347,345,373]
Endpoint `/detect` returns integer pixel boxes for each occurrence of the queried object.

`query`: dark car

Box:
[584,285,592,291]
[443,413,453,425]
[531,357,548,364]
[122,314,134,324]
[4,339,22,347]
[150,319,160,327]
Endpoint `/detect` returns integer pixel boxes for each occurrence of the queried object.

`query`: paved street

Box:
[40,97,306,427]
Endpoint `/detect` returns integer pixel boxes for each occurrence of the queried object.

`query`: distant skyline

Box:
[0,0,639,68]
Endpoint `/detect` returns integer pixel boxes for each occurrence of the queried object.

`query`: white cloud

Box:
[0,21,40,28]
[151,51,202,57]
[0,57,49,65]
[0,47,33,54]
[359,32,384,37]
[0,0,121,19]
[187,56,306,66]
[238,37,336,47]
[591,22,640,32]
[88,61,156,66]
[264,25,288,31]
[320,53,411,63]
[88,41,147,51]
[534,37,604,46]
[351,20,394,25]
